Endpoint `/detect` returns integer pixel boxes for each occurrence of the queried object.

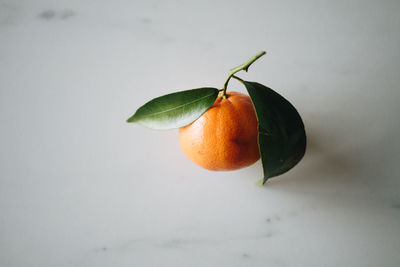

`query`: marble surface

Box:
[1,0,400,266]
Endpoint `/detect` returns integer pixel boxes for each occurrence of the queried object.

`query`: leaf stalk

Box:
[221,51,266,97]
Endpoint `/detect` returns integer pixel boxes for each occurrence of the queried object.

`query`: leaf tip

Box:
[126,115,136,123]
[256,178,265,186]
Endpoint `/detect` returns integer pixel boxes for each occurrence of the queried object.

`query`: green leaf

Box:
[242,81,306,184]
[127,87,219,130]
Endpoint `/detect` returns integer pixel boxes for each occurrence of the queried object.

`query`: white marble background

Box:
[1,0,400,266]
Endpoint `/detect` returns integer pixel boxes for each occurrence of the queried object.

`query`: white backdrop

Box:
[1,0,400,266]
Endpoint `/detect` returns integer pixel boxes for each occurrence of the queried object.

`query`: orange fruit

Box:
[179,91,260,171]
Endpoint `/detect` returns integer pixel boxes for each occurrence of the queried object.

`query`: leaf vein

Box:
[142,91,215,118]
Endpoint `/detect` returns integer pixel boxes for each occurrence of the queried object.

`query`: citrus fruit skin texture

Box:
[179,91,260,171]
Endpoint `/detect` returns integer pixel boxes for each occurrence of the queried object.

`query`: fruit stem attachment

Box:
[221,51,266,98]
